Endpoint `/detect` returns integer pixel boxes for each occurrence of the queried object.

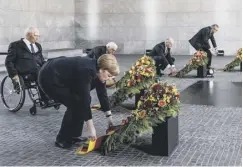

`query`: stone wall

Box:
[75,0,242,55]
[0,0,75,52]
[0,0,241,55]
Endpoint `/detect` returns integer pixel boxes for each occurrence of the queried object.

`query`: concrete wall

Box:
[75,0,242,55]
[0,0,75,52]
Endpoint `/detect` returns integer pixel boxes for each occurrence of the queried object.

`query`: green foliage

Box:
[101,82,180,155]
[223,57,242,71]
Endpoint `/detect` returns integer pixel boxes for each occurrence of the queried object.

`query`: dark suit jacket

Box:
[189,26,217,50]
[39,56,108,121]
[5,39,45,77]
[87,46,107,60]
[149,42,174,67]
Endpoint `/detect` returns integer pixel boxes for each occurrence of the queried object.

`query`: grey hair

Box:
[24,26,38,37]
[106,42,118,50]
[211,24,219,29]
[166,37,174,44]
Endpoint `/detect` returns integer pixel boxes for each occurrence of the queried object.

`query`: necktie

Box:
[30,44,35,53]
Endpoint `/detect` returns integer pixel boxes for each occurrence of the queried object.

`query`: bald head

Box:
[24,26,40,43]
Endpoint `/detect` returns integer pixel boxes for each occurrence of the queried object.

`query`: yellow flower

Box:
[137,101,142,108]
[129,70,133,74]
[141,60,145,63]
[237,55,242,60]
[172,88,178,94]
[165,88,169,93]
[166,99,171,103]
[149,96,156,102]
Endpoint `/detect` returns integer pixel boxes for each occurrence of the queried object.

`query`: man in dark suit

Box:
[189,24,219,71]
[87,42,118,59]
[149,38,176,76]
[38,54,120,148]
[5,26,49,105]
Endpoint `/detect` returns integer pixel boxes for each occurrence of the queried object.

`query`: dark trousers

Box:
[21,73,49,103]
[40,81,85,143]
[39,76,108,143]
[155,56,175,74]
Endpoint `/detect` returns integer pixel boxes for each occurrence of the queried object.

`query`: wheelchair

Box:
[0,74,61,115]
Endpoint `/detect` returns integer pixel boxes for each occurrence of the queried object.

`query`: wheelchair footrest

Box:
[40,102,61,109]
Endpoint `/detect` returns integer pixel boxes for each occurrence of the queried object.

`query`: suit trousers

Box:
[155,56,175,74]
[21,73,49,103]
[39,75,108,143]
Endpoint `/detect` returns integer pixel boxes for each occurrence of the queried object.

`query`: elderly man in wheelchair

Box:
[1,27,60,115]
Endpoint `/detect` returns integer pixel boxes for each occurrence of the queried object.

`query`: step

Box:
[46,49,85,59]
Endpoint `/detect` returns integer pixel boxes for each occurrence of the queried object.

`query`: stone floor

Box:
[0,55,241,166]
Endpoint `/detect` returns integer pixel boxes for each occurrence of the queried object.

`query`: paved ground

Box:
[0,55,241,166]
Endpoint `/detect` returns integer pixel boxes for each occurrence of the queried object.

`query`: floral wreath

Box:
[101,82,180,155]
[175,50,208,77]
[223,48,242,72]
[109,56,157,108]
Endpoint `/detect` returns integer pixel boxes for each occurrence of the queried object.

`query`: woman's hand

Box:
[86,119,97,141]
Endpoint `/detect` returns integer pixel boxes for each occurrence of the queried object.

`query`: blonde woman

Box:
[38,54,120,149]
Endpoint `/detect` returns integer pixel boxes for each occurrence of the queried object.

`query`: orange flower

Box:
[145,68,151,73]
[138,110,146,119]
[158,100,166,107]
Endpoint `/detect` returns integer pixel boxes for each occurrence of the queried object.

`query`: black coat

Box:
[5,39,45,77]
[87,46,107,60]
[148,42,174,67]
[39,56,109,121]
[189,26,217,50]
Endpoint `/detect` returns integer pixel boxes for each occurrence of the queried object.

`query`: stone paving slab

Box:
[0,55,241,166]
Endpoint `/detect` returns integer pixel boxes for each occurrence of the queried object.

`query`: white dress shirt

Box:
[23,38,39,53]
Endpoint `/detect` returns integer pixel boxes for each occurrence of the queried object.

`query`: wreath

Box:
[175,51,208,77]
[109,55,157,108]
[100,82,180,155]
[223,48,242,71]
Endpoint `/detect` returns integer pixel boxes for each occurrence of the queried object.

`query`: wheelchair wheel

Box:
[0,76,26,112]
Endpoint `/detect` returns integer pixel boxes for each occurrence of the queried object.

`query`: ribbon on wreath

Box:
[76,125,123,155]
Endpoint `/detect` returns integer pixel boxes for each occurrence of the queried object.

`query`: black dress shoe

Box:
[55,140,72,149]
[72,137,88,144]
